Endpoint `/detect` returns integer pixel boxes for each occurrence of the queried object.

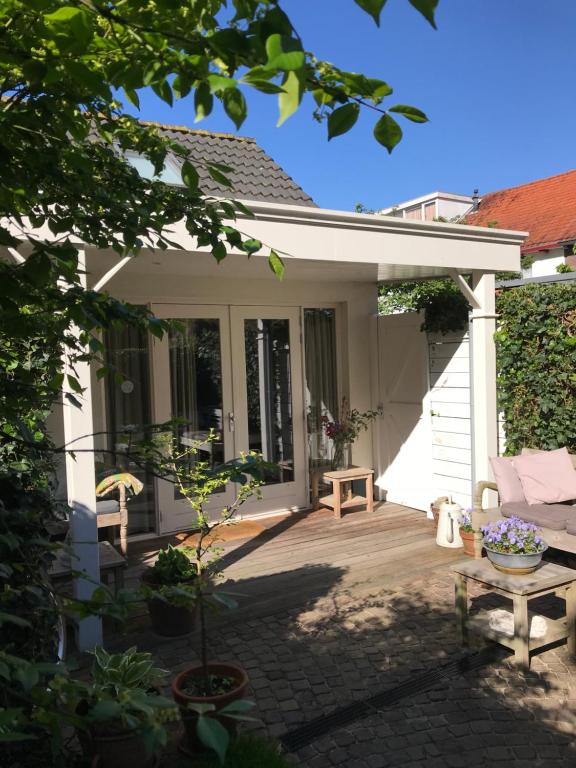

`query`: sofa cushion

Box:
[490,456,526,504]
[522,446,576,471]
[501,502,574,530]
[567,519,576,536]
[514,447,576,505]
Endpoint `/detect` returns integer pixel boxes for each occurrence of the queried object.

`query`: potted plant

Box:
[157,432,264,759]
[458,509,475,557]
[482,516,548,574]
[75,646,177,768]
[322,397,383,470]
[141,543,200,636]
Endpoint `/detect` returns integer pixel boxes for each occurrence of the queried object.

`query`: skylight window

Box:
[125,151,183,185]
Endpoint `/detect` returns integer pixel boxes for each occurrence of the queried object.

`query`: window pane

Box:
[244,319,294,484]
[169,319,224,497]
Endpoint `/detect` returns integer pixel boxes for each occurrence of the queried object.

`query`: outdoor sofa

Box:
[472,450,576,558]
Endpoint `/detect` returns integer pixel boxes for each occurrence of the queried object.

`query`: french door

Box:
[152,305,306,533]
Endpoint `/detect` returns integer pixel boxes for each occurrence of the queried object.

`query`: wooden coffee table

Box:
[313,466,374,519]
[452,558,576,667]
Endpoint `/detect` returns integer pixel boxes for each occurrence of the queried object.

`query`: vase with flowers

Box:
[482,516,547,574]
[322,398,382,471]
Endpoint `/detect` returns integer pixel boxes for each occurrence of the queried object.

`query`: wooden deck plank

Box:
[125,502,462,625]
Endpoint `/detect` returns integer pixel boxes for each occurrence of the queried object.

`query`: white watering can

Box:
[436,497,464,548]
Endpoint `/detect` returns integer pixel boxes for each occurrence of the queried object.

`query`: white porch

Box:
[12,204,525,648]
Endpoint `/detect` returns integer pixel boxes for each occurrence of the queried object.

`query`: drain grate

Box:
[280,646,506,752]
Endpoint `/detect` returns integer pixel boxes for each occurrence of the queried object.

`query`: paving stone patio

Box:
[119,566,576,767]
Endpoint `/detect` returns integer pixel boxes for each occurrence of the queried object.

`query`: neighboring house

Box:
[383,170,576,277]
[8,121,524,643]
[380,191,475,223]
[466,170,576,277]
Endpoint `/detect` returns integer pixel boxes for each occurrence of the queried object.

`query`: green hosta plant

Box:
[142,543,200,608]
[90,646,168,693]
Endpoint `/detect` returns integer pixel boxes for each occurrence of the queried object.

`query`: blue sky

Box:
[131,0,576,211]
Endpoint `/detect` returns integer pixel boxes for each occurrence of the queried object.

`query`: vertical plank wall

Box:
[428,329,473,508]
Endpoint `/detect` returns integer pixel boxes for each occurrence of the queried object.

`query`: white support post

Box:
[469,270,499,507]
[62,250,102,650]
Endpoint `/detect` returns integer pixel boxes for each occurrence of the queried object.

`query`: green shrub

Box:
[495,282,576,454]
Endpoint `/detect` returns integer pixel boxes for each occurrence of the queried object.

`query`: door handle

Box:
[228,412,235,432]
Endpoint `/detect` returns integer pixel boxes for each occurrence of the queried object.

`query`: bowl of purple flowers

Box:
[481,516,547,574]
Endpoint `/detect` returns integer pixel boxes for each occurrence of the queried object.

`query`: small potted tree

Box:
[155,432,264,758]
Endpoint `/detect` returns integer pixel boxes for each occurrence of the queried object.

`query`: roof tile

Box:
[466,170,576,253]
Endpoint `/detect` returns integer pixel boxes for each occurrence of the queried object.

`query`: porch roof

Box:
[85,199,526,288]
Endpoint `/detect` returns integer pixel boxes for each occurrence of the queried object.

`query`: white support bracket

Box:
[7,246,26,264]
[93,255,132,292]
[448,269,481,310]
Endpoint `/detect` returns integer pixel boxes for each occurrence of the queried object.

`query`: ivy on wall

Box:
[495,282,576,454]
[379,279,470,334]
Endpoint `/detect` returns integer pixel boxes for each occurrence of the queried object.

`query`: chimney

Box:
[471,188,480,211]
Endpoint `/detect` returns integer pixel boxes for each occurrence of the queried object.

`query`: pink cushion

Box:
[490,456,526,504]
[514,447,576,505]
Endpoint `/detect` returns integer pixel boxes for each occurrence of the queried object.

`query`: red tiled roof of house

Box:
[466,169,576,253]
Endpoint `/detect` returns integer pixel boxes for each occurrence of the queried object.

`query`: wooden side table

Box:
[452,559,576,668]
[313,467,374,519]
[50,541,127,596]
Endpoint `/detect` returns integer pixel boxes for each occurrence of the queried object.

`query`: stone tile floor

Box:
[119,568,576,767]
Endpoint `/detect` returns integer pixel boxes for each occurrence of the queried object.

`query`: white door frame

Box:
[151,304,235,533]
[229,305,308,515]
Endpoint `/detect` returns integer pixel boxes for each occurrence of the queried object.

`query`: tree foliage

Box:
[0,1,440,760]
[379,278,470,334]
[495,282,576,455]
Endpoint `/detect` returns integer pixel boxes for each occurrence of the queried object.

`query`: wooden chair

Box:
[95,472,143,556]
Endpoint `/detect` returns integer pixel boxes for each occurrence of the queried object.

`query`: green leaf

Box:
[0,611,31,628]
[219,699,256,714]
[265,34,305,71]
[223,88,247,130]
[43,6,93,49]
[327,103,360,140]
[194,82,213,122]
[196,715,229,764]
[212,241,227,262]
[124,88,140,109]
[207,74,237,94]
[373,113,403,153]
[243,79,285,95]
[389,104,429,123]
[207,166,233,188]
[91,700,122,721]
[268,249,285,279]
[408,0,439,28]
[354,0,387,26]
[181,160,199,191]
[277,70,303,127]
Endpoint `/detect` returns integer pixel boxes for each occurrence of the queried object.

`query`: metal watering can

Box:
[436,497,464,548]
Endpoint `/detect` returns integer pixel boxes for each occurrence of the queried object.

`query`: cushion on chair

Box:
[501,502,573,530]
[514,447,576,505]
[490,456,526,504]
[566,519,576,536]
[96,500,120,514]
[522,446,576,471]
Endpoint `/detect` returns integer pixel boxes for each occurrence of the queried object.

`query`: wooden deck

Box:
[127,502,463,624]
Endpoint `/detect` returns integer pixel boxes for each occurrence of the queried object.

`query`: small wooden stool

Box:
[313,467,374,519]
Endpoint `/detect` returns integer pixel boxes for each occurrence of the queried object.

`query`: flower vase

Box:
[331,442,350,471]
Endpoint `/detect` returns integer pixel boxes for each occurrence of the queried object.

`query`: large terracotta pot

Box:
[172,662,249,753]
[141,570,197,637]
[460,529,475,557]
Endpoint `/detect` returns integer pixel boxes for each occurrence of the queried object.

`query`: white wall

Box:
[529,248,565,277]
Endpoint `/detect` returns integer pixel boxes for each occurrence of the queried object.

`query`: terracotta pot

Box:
[460,529,475,557]
[430,496,449,530]
[172,662,249,753]
[80,726,155,768]
[141,570,197,637]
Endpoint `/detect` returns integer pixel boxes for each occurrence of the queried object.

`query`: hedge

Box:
[495,282,576,455]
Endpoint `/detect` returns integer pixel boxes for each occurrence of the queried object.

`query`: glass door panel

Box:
[231,307,306,510]
[104,324,156,535]
[151,305,234,533]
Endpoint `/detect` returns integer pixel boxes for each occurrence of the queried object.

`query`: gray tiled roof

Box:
[147,122,316,207]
